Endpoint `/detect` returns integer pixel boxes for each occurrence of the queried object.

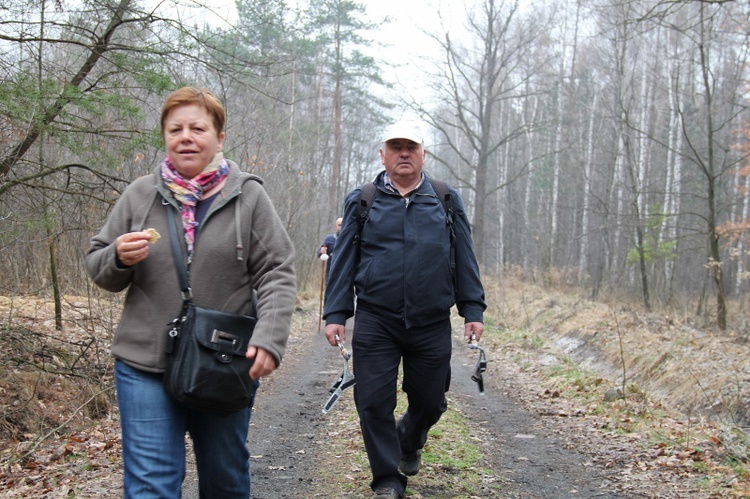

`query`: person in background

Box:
[322,120,486,499]
[86,86,296,498]
[317,217,342,283]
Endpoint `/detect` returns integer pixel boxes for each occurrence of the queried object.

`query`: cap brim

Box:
[382,133,423,144]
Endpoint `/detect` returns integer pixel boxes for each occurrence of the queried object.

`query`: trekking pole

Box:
[468,332,487,394]
[317,254,328,332]
[322,334,355,414]
[334,333,350,360]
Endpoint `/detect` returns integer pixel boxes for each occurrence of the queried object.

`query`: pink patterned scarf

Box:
[160,153,229,258]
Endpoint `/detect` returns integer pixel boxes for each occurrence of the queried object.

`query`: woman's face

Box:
[163,103,225,179]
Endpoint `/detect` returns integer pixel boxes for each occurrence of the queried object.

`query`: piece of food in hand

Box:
[144,228,161,244]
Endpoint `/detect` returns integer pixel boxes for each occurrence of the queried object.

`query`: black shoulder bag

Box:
[163,203,257,415]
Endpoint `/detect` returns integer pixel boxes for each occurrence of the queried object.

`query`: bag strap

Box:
[165,203,192,301]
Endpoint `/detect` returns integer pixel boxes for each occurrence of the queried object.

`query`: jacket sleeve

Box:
[316,233,336,257]
[85,179,153,292]
[449,187,487,323]
[243,181,297,365]
[322,188,361,325]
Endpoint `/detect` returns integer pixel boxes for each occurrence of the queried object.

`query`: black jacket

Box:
[324,171,485,329]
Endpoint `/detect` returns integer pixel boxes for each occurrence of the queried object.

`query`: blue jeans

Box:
[115,360,259,499]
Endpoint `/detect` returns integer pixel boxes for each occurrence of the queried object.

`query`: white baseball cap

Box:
[382,120,424,144]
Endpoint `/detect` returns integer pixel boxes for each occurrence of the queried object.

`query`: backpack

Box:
[355,178,456,284]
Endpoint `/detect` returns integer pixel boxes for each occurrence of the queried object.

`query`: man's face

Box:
[379,138,426,183]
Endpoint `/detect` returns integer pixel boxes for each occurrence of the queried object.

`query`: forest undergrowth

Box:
[485,269,750,483]
[0,272,749,496]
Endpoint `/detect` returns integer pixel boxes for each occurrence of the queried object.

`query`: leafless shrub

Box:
[0,296,115,451]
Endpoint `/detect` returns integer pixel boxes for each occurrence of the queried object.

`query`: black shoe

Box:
[399,449,422,476]
[372,487,402,499]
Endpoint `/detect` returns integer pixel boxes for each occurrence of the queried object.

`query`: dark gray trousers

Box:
[352,308,451,494]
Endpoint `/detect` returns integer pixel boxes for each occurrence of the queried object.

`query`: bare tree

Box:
[417,0,554,267]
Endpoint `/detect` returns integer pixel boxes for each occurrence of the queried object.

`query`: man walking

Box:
[317,217,342,283]
[323,120,486,499]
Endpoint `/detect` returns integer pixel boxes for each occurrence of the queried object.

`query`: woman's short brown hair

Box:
[160,86,226,136]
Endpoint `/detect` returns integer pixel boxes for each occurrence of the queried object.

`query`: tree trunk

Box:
[579,88,597,283]
[332,32,343,206]
[48,234,63,331]
[698,5,726,330]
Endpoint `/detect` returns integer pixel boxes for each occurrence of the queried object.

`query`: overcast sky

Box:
[364,0,462,114]
[147,0,468,121]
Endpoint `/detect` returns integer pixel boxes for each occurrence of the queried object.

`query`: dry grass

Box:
[484,271,750,454]
[0,294,116,448]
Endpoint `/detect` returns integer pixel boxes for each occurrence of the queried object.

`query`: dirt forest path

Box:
[179,305,710,499]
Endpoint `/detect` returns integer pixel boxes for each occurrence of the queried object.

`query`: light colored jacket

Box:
[86,159,296,373]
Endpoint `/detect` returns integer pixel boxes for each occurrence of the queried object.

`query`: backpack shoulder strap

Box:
[355,182,377,246]
[428,178,454,237]
[429,179,452,218]
[428,178,457,285]
[359,182,378,213]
